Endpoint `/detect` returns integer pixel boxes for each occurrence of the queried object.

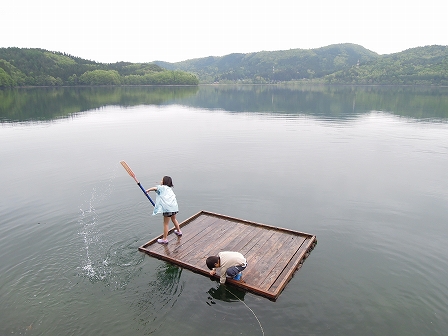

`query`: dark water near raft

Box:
[1,85,447,335]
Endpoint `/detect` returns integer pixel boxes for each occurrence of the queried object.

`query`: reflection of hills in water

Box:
[0,86,199,122]
[1,85,447,122]
[186,85,448,121]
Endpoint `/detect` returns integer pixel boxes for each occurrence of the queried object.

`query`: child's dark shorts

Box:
[163,211,178,217]
[226,262,247,278]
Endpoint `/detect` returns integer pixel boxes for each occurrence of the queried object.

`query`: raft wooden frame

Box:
[139,210,317,301]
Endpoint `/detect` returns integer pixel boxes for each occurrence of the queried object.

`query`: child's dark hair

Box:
[206,256,219,270]
[162,176,173,187]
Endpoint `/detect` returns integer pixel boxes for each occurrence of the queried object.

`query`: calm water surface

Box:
[1,85,447,335]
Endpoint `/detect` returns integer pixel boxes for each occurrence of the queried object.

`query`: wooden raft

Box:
[139,210,317,301]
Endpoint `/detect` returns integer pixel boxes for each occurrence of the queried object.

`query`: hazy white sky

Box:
[2,0,447,63]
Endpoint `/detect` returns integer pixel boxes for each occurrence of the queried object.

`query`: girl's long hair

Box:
[162,176,173,187]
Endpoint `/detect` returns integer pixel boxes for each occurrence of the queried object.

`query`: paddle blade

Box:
[120,160,136,178]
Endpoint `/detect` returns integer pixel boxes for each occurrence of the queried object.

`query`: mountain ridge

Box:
[154,43,448,85]
[1,43,447,86]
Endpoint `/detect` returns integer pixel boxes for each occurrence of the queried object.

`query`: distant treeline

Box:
[0,48,199,87]
[1,44,447,87]
[155,44,448,85]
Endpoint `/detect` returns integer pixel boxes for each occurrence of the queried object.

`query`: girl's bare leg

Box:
[163,216,170,239]
[171,214,181,232]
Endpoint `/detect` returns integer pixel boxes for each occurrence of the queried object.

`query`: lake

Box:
[1,85,447,335]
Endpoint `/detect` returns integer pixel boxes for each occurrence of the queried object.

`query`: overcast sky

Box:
[3,0,447,63]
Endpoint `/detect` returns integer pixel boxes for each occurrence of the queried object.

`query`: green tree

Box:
[79,70,121,85]
[68,74,78,85]
[0,68,14,87]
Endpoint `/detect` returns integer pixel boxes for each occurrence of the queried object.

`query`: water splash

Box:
[77,174,145,289]
[78,186,105,280]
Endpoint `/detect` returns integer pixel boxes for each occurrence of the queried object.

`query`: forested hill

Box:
[1,44,447,87]
[155,44,448,85]
[0,48,199,87]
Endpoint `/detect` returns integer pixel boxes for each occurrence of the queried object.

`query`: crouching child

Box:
[206,251,247,284]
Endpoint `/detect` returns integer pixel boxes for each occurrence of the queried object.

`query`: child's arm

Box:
[146,186,157,193]
[219,271,227,284]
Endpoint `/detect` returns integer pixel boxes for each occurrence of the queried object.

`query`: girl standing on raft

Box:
[146,176,182,244]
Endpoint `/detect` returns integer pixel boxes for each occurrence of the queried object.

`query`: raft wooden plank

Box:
[226,225,261,252]
[266,239,313,295]
[171,217,222,259]
[240,228,275,258]
[182,220,241,264]
[186,222,258,270]
[258,236,307,291]
[244,231,297,286]
[138,210,316,301]
[146,214,217,257]
[220,224,258,251]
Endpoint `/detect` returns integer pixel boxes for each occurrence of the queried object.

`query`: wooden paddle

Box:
[120,161,155,206]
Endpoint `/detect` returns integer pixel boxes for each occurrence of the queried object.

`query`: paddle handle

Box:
[120,160,155,206]
[138,182,155,206]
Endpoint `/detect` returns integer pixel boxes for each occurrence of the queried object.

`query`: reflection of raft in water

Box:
[139,210,317,301]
